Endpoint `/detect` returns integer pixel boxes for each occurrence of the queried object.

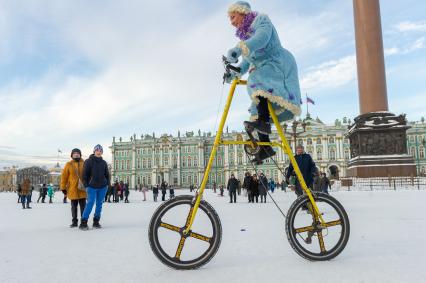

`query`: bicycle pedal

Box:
[305,231,314,244]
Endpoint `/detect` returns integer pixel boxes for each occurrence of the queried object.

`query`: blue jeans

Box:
[82,186,108,220]
[21,195,30,208]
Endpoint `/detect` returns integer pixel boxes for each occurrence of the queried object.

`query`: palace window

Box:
[420,147,425,159]
[307,138,312,145]
[329,137,335,144]
[316,138,322,145]
[317,147,322,160]
[344,149,350,159]
[329,148,336,160]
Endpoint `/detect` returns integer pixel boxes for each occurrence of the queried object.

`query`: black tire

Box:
[285,193,350,261]
[148,195,222,269]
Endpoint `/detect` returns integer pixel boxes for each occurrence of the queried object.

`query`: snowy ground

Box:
[1,189,425,283]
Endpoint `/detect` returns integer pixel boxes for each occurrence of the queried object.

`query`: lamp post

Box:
[283,120,308,151]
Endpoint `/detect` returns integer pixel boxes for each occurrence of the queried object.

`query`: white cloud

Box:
[384,36,425,56]
[394,20,426,32]
[300,55,356,91]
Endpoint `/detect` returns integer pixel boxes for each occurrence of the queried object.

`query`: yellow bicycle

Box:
[148,57,350,269]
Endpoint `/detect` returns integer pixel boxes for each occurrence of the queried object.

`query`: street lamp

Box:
[283,120,309,150]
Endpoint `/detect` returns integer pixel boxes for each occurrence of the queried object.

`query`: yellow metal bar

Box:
[220,140,282,147]
[183,78,240,234]
[267,102,325,224]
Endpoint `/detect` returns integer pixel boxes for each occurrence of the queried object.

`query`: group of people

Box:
[152,181,175,202]
[106,181,130,203]
[223,144,332,204]
[60,145,110,230]
[226,173,277,203]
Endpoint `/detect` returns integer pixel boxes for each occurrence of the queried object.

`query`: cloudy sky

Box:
[0,0,425,169]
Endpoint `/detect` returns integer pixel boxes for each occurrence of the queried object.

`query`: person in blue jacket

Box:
[226,1,302,164]
[80,145,110,230]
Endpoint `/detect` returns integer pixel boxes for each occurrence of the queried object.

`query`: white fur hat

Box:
[228,1,252,14]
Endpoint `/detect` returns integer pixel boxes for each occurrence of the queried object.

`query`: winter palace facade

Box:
[110,117,426,189]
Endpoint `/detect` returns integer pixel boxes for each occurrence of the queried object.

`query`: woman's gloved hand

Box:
[226,46,242,63]
[224,69,240,84]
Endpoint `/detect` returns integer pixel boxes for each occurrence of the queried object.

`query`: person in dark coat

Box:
[320,173,331,194]
[285,145,316,197]
[219,185,224,196]
[169,185,175,199]
[250,174,259,203]
[227,174,239,203]
[161,181,167,201]
[281,179,287,192]
[37,184,46,203]
[258,173,268,203]
[153,185,159,202]
[17,184,22,203]
[313,171,321,192]
[113,181,119,202]
[243,172,252,201]
[118,181,124,201]
[80,144,110,230]
[124,183,130,203]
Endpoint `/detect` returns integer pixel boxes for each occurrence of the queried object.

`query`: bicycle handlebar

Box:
[222,56,241,84]
[222,56,241,73]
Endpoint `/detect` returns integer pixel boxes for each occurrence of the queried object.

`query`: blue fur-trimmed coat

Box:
[233,14,302,122]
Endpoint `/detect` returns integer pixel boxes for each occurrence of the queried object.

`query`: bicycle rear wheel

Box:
[148,195,222,269]
[285,193,350,261]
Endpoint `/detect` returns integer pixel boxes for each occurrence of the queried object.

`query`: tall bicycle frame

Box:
[183,78,325,235]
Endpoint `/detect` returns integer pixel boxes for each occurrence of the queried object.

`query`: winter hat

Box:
[228,1,252,14]
[93,144,103,153]
[70,148,82,157]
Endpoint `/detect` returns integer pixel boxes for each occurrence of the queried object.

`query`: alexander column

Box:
[347,0,416,177]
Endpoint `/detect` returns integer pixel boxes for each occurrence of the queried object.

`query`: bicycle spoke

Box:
[294,225,315,233]
[317,231,326,253]
[322,220,342,228]
[159,222,181,233]
[174,237,187,259]
[189,231,211,243]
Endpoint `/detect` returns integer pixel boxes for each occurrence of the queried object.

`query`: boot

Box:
[93,218,102,229]
[26,203,32,209]
[251,146,276,164]
[70,219,78,228]
[79,219,89,230]
[244,120,271,135]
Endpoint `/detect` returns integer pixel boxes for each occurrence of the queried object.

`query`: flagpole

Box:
[306,93,309,116]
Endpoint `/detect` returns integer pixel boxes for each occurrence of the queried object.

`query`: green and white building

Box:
[110,117,426,189]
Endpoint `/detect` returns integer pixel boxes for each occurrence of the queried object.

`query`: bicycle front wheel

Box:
[285,193,350,261]
[148,195,222,269]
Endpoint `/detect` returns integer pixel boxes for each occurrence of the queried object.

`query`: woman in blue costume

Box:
[226,1,302,164]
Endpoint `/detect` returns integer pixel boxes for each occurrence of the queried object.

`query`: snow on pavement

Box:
[1,189,425,283]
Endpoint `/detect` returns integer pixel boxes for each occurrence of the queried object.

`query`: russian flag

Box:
[306,96,315,105]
